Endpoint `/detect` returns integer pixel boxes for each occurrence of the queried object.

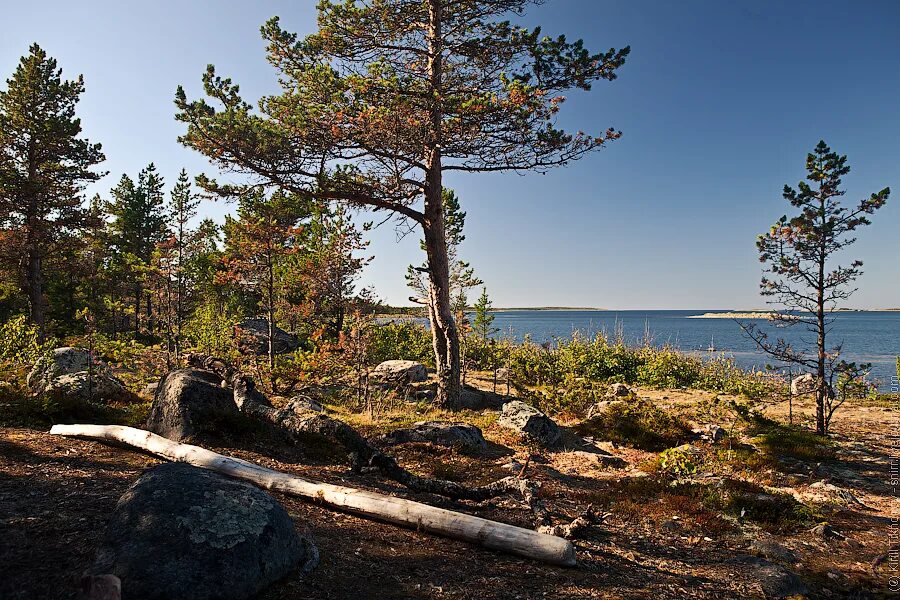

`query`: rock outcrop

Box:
[27,347,128,403]
[234,318,300,355]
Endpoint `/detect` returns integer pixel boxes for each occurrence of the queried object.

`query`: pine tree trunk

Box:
[815,201,827,436]
[423,0,460,409]
[423,179,460,408]
[25,239,45,340]
[816,274,826,435]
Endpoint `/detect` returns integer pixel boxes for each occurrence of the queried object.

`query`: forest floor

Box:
[1,375,897,599]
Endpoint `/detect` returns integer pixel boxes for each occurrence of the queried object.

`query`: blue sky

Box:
[3,0,898,309]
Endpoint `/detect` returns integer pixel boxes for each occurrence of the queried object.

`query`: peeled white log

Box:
[50,424,576,567]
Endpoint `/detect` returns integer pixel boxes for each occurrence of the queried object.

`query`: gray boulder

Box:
[27,346,93,389]
[145,369,239,442]
[586,399,627,419]
[139,381,159,399]
[498,400,561,448]
[88,462,316,600]
[27,347,128,403]
[372,360,428,384]
[379,421,487,453]
[234,318,300,355]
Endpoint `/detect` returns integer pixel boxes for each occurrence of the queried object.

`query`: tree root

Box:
[186,354,520,501]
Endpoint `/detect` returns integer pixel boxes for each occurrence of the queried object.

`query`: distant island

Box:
[492,307,606,312]
[688,311,785,320]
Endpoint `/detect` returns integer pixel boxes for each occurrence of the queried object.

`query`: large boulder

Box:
[145,369,239,442]
[27,347,128,403]
[498,400,561,448]
[791,373,835,398]
[372,360,428,384]
[87,463,316,600]
[234,318,300,355]
[379,421,487,453]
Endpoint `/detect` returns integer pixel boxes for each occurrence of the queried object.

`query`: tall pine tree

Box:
[175,1,628,406]
[0,44,106,337]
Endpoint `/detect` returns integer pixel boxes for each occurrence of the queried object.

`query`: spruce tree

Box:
[105,164,168,337]
[0,44,106,337]
[170,169,200,358]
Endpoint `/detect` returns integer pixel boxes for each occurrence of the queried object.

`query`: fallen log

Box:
[50,424,576,567]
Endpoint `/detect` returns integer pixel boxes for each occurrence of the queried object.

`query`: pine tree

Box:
[0,44,106,337]
[175,1,628,406]
[744,141,889,435]
[220,191,310,385]
[300,204,370,339]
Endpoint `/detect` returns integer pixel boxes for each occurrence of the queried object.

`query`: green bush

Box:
[658,445,699,477]
[366,321,434,367]
[0,315,55,364]
[473,333,776,416]
[635,347,701,388]
[183,303,238,357]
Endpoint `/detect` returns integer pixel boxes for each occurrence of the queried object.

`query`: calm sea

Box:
[482,310,899,391]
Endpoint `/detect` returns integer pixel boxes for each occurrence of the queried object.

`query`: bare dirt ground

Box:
[1,383,896,599]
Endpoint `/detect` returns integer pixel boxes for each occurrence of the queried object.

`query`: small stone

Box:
[287,396,325,413]
[749,539,797,564]
[608,383,632,397]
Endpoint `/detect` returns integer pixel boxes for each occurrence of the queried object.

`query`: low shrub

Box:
[701,479,819,532]
[576,399,694,451]
[657,445,699,477]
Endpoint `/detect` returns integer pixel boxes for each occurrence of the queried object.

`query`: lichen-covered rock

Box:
[379,421,487,453]
[27,347,93,389]
[88,463,316,600]
[498,400,561,448]
[791,373,835,398]
[145,369,238,442]
[234,318,300,355]
[27,347,128,403]
[286,395,325,414]
[372,360,428,384]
